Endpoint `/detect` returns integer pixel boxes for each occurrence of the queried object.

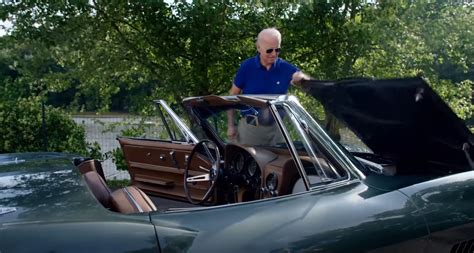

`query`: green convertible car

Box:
[1,77,473,252]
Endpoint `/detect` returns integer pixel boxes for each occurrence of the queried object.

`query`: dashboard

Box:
[223,144,301,202]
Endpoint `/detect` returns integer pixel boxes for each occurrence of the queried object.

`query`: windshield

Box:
[191,97,351,184]
[194,103,287,148]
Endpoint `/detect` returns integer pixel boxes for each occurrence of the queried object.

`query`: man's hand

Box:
[227,84,241,142]
[291,71,310,87]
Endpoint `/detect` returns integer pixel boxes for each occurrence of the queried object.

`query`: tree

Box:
[0,37,93,155]
[1,0,471,119]
[351,1,473,119]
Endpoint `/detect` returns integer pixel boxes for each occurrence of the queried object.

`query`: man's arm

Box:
[227,84,241,141]
[229,84,241,95]
[291,71,311,87]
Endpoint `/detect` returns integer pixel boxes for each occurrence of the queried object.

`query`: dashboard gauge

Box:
[246,160,259,177]
[232,153,245,173]
[266,172,278,191]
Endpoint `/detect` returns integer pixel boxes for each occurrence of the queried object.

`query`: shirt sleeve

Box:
[289,62,300,75]
[233,63,246,89]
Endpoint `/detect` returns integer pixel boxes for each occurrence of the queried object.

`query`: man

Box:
[227,27,309,143]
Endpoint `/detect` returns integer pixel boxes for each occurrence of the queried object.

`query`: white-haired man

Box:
[227,28,309,143]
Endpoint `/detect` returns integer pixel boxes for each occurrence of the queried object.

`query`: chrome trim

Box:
[123,187,143,213]
[270,102,311,191]
[287,96,365,180]
[272,95,365,184]
[186,173,210,182]
[0,207,16,215]
[156,100,199,144]
[0,158,25,166]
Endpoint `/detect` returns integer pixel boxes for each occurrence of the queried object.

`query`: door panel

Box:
[119,137,209,201]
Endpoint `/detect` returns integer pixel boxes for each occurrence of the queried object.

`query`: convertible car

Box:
[1,77,473,252]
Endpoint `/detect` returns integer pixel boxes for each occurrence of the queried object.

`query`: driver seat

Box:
[83,171,157,214]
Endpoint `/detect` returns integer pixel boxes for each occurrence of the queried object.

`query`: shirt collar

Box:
[254,54,280,70]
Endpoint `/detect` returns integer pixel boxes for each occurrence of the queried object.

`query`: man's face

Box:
[257,35,280,67]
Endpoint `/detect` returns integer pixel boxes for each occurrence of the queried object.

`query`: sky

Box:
[0,20,12,37]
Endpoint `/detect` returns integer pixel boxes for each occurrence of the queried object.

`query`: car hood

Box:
[0,152,107,224]
[302,77,474,170]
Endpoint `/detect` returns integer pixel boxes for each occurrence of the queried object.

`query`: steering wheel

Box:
[184,139,221,205]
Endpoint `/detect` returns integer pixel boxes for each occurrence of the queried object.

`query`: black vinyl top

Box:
[302,77,474,169]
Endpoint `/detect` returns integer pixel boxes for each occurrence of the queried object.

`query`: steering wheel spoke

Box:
[198,165,210,172]
[186,173,211,182]
[184,140,221,205]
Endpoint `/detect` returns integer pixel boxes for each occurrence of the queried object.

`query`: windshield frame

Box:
[186,95,365,189]
[271,95,365,183]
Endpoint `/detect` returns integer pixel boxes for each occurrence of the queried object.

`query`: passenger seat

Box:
[82,171,157,214]
[111,186,157,214]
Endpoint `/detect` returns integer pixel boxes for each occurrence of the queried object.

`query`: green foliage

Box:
[0,35,93,155]
[86,141,103,160]
[1,1,471,116]
[350,1,473,119]
[1,1,472,167]
[0,95,88,154]
[106,179,131,190]
[289,87,326,121]
[109,147,127,171]
[432,79,473,120]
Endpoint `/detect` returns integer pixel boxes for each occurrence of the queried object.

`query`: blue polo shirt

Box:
[234,54,299,94]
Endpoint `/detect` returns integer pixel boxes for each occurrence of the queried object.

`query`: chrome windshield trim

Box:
[270,102,311,191]
[272,95,365,181]
[155,100,199,144]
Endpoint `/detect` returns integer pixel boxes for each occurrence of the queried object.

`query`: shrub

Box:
[0,95,89,155]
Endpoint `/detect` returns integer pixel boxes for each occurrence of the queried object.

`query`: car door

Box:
[118,100,209,202]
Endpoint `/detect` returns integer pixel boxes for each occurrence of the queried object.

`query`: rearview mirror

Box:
[245,114,259,127]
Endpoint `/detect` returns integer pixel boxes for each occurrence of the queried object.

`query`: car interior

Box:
[74,96,353,213]
[78,93,474,214]
[76,158,157,214]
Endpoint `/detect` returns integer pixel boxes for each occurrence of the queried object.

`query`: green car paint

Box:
[0,152,159,253]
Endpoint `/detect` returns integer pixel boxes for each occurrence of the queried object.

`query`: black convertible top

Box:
[302,77,474,170]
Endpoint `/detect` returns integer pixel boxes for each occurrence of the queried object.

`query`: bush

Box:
[0,95,89,155]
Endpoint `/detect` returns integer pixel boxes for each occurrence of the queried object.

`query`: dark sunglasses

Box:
[265,48,281,54]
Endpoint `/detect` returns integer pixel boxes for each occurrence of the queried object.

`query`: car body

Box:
[1,77,473,252]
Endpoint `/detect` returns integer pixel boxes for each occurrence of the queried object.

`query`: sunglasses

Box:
[265,48,281,54]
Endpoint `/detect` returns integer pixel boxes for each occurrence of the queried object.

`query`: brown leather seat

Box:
[77,159,107,182]
[111,186,157,214]
[83,170,112,208]
[82,171,157,213]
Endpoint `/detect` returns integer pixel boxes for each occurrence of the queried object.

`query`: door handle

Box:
[169,150,179,169]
